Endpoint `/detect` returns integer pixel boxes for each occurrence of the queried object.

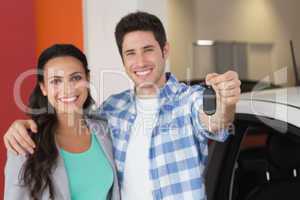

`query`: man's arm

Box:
[3,120,37,155]
[3,95,113,155]
[200,71,241,133]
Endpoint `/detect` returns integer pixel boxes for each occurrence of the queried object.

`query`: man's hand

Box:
[3,120,37,155]
[200,70,241,133]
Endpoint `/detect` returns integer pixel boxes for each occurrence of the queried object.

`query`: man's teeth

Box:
[136,69,151,76]
[59,96,78,103]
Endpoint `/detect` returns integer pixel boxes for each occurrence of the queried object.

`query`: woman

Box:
[4,44,120,200]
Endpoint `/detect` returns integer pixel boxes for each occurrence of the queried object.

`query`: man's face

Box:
[121,31,169,92]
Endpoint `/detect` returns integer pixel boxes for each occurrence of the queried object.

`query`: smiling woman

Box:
[4,44,119,200]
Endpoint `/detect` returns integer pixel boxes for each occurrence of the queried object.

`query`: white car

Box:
[205,87,300,200]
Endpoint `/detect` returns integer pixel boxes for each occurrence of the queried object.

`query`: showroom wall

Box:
[0,0,36,194]
[168,0,300,86]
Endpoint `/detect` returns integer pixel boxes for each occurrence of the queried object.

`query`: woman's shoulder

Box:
[85,116,109,135]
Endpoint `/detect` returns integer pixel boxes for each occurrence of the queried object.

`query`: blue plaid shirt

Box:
[97,73,229,200]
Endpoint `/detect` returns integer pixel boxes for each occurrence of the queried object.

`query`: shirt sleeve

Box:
[87,95,115,120]
[189,84,230,142]
[4,152,30,200]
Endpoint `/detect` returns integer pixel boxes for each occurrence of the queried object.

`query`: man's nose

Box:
[136,53,146,67]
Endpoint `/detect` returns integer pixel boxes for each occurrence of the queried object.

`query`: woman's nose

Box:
[62,81,76,95]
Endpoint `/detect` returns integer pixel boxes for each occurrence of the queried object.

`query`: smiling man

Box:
[4,11,241,200]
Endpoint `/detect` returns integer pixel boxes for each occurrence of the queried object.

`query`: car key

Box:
[203,85,216,116]
[203,85,217,132]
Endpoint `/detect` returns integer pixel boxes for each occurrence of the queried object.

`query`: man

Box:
[4,11,241,199]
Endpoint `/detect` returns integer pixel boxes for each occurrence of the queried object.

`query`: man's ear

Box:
[162,42,170,59]
[39,83,47,96]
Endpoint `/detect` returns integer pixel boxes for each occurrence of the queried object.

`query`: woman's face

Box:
[40,56,89,114]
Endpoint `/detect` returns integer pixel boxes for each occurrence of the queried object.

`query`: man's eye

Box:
[144,48,153,52]
[126,52,135,56]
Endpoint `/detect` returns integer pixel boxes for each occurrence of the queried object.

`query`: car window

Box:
[232,122,300,200]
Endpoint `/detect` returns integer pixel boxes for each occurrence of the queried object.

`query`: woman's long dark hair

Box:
[21,44,94,199]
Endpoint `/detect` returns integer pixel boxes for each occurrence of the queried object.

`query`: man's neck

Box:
[135,73,167,98]
[135,86,159,98]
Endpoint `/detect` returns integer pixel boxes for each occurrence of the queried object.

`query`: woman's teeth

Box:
[59,96,78,103]
[135,69,152,76]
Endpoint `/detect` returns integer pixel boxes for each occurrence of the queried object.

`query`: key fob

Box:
[203,85,216,116]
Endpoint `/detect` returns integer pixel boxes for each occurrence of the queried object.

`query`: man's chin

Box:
[135,80,158,89]
[135,82,160,96]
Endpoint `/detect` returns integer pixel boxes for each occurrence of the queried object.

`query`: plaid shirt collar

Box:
[128,72,180,105]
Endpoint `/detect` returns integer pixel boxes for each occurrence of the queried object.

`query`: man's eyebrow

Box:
[124,49,135,54]
[143,45,155,49]
[123,45,155,54]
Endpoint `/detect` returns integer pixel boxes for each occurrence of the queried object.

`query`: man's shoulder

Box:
[102,89,133,109]
[174,81,205,98]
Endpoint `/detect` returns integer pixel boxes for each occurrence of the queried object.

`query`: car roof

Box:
[236,86,300,128]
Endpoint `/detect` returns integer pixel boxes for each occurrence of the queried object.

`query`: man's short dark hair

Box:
[115,11,167,57]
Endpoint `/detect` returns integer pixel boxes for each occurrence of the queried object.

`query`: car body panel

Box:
[236,87,300,128]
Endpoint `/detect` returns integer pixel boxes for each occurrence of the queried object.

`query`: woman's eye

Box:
[71,75,82,81]
[50,79,61,85]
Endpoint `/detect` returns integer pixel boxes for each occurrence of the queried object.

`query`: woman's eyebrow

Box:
[48,75,63,79]
[69,72,83,76]
[48,72,83,79]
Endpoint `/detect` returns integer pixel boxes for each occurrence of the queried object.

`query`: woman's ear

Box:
[87,72,90,82]
[39,83,47,96]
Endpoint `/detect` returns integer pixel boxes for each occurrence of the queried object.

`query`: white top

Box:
[121,97,159,200]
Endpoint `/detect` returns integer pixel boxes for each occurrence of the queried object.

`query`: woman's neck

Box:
[56,113,88,136]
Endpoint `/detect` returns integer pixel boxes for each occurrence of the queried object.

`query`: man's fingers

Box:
[208,71,238,86]
[205,73,219,85]
[16,122,36,148]
[13,132,34,154]
[219,88,241,98]
[4,137,18,155]
[217,80,241,91]
[25,119,38,133]
[7,134,26,155]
